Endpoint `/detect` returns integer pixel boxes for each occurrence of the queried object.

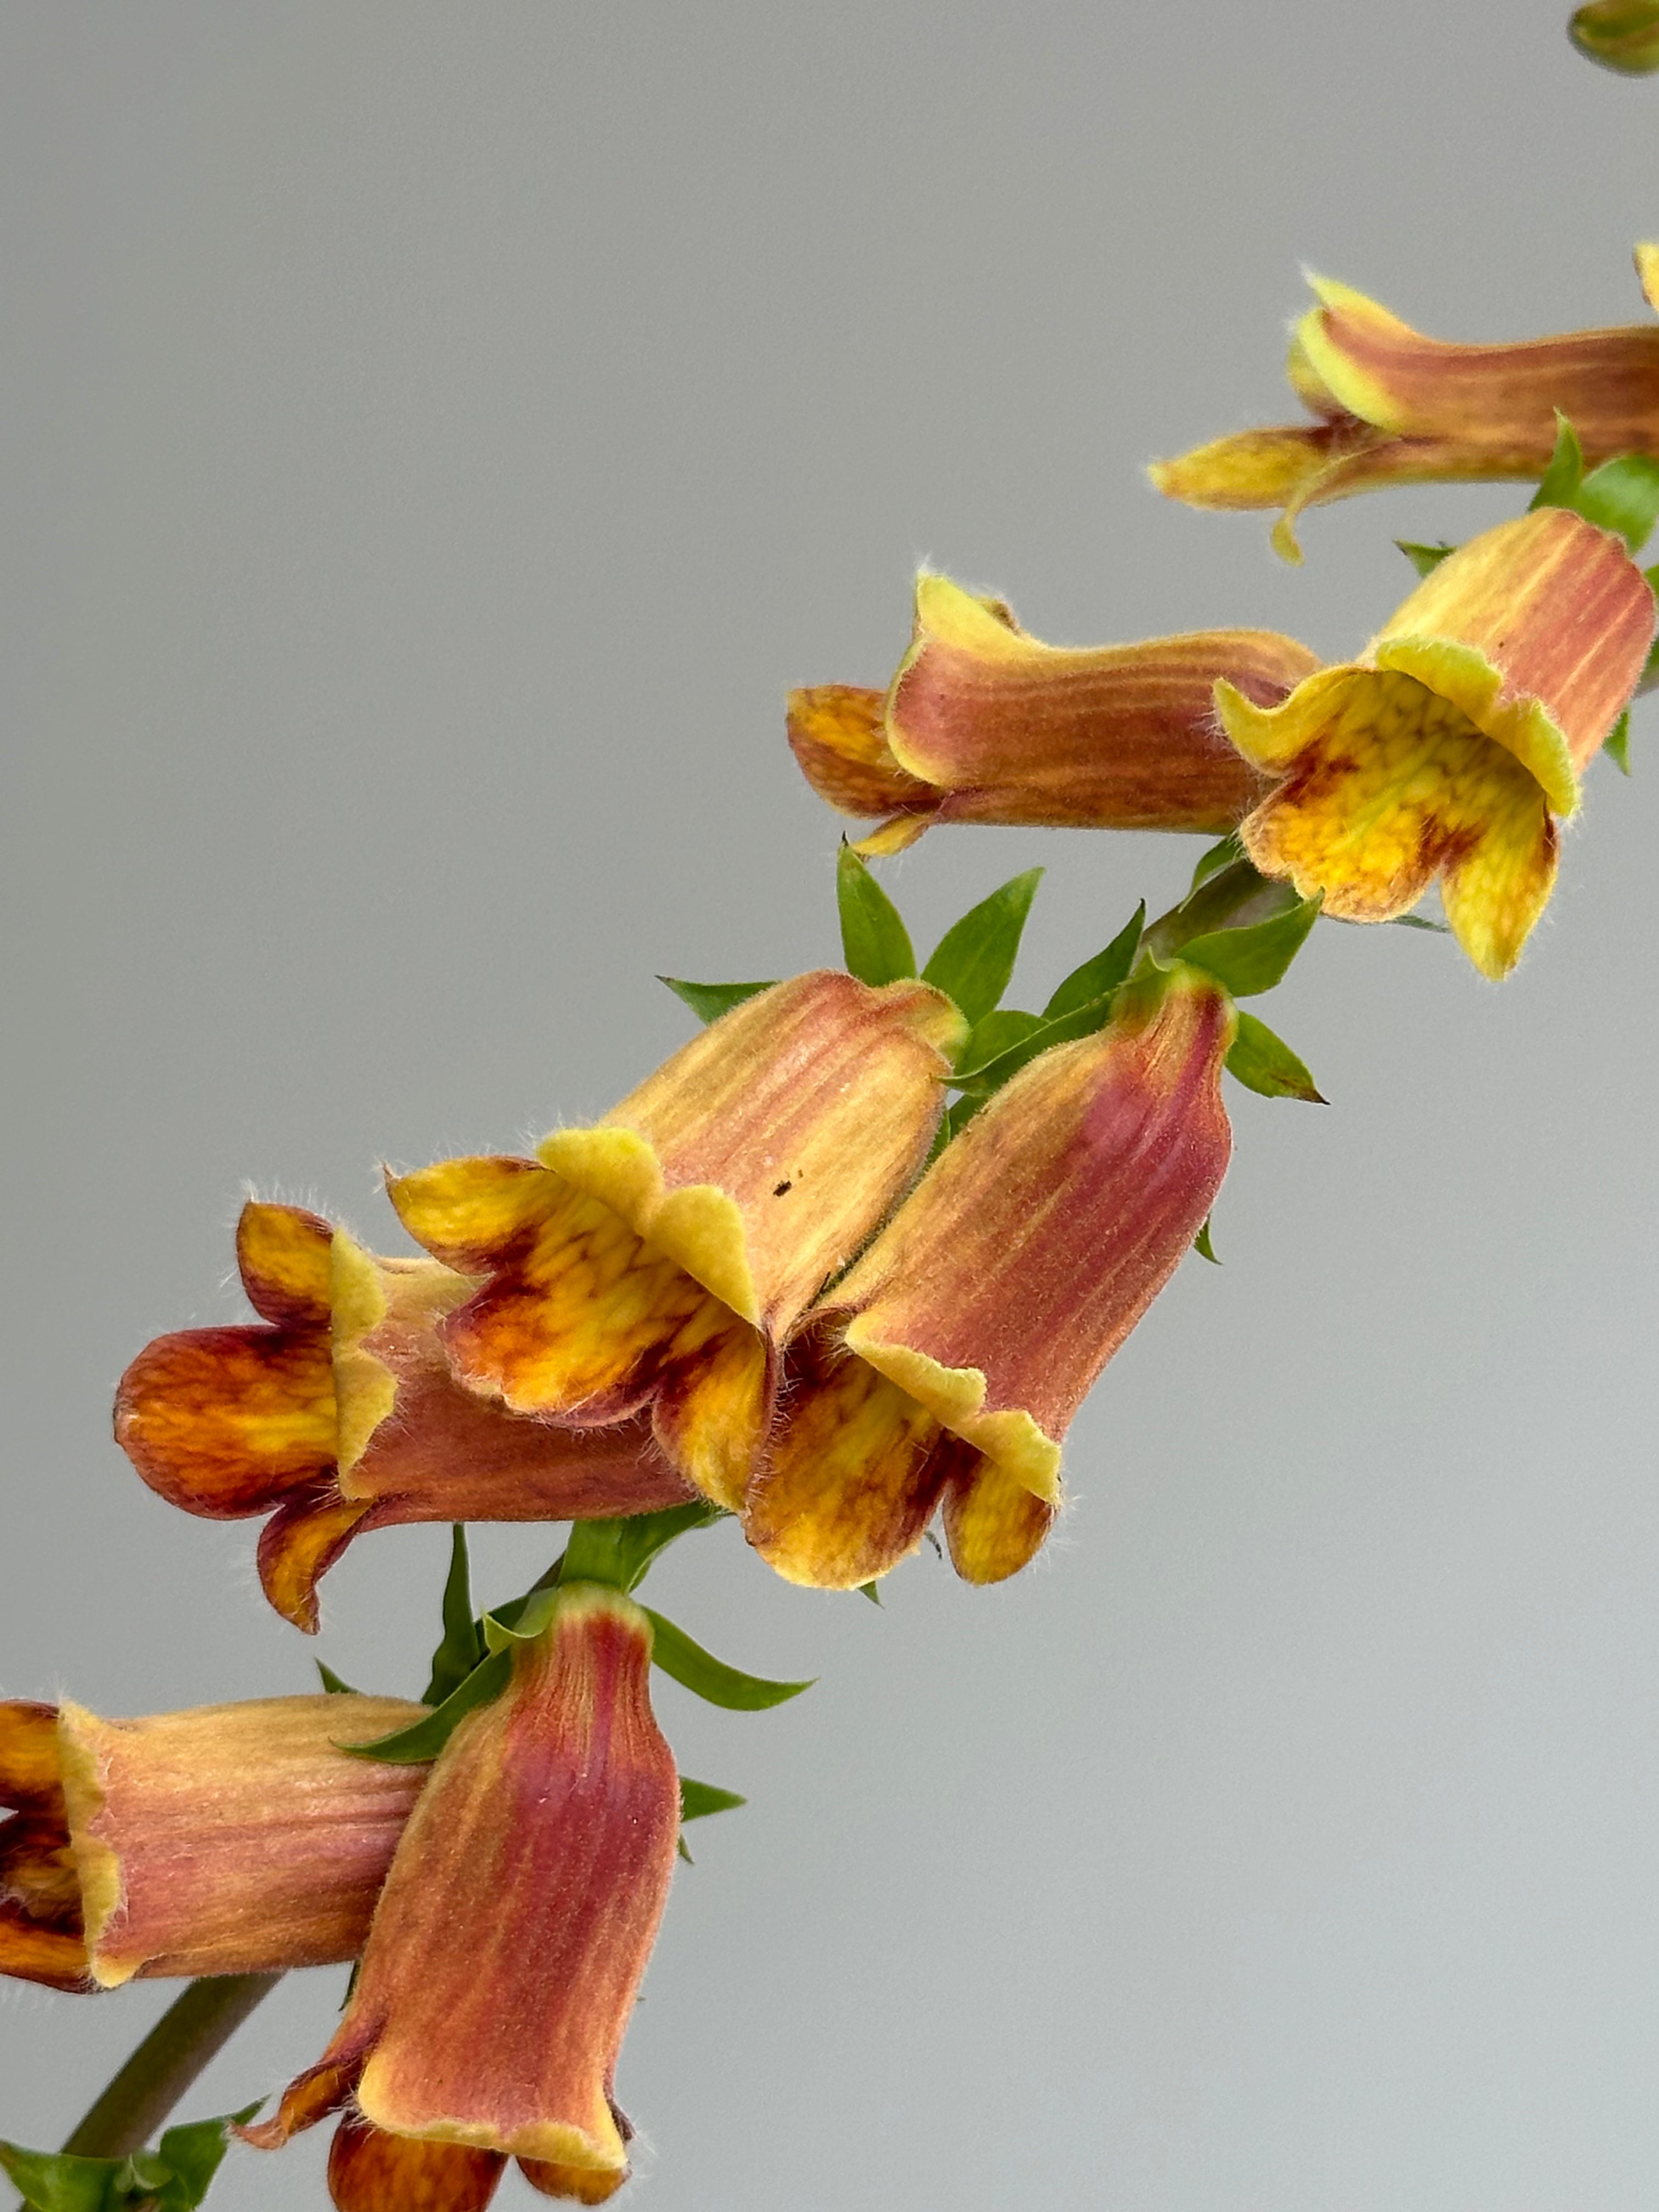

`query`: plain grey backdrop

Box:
[4,5,1657,2207]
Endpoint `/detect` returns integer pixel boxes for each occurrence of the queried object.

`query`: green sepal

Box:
[1188,835,1243,891]
[1043,902,1146,1019]
[1194,1217,1220,1264]
[1225,1009,1326,1102]
[1605,709,1633,775]
[1573,454,1659,555]
[423,1527,484,1706]
[558,1501,726,1594]
[681,1776,747,1821]
[949,990,1116,1097]
[857,1580,883,1605]
[1530,413,1585,511]
[314,1662,359,1696]
[340,1649,510,1765]
[640,1607,814,1710]
[0,2106,260,2212]
[1396,539,1458,579]
[1389,913,1451,932]
[659,977,778,1025]
[957,1008,1045,1071]
[921,868,1042,1026]
[1176,896,1321,997]
[836,844,916,986]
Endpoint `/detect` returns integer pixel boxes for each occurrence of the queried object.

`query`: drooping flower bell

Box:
[115,1201,693,1630]
[1211,507,1656,976]
[744,963,1235,1589]
[787,573,1321,853]
[243,1582,680,2209]
[390,971,963,1510]
[0,1691,426,1991]
[1151,249,1659,557]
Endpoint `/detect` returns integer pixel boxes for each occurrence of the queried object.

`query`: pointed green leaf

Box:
[423,1527,484,1707]
[1225,1009,1326,1102]
[1396,539,1458,579]
[951,990,1118,1096]
[1194,1217,1220,1264]
[659,977,778,1025]
[1043,902,1146,1018]
[340,1649,509,1764]
[0,2143,123,2212]
[1605,708,1633,775]
[150,2107,262,2207]
[958,1008,1045,1070]
[858,1580,883,1605]
[641,1607,814,1711]
[1189,835,1243,891]
[1573,453,1659,554]
[314,1662,359,1696]
[1388,913,1451,932]
[560,1501,726,1595]
[1530,412,1584,511]
[921,868,1043,1025]
[836,844,916,985]
[1175,896,1321,997]
[680,1777,748,1821]
[677,1833,694,1863]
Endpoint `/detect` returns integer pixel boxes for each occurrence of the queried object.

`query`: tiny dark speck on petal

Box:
[773,1180,793,1197]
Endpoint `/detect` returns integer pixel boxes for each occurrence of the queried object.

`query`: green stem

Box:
[59,1973,281,2160]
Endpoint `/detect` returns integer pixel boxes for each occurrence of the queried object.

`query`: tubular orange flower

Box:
[745,964,1234,1589]
[244,1582,678,2209]
[114,1201,692,1632]
[1212,508,1656,976]
[1151,247,1659,557]
[390,971,963,1509]
[787,573,1321,853]
[0,1692,427,1991]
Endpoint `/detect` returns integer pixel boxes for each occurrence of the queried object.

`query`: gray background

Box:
[3,5,1657,2206]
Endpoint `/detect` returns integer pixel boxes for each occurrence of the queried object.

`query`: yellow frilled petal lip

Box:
[1151,247,1659,550]
[745,967,1235,1589]
[1214,508,1656,978]
[788,572,1318,845]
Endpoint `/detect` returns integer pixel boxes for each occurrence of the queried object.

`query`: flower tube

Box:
[1212,507,1656,975]
[0,1692,427,1991]
[746,964,1235,1589]
[115,1201,693,1631]
[390,971,963,1509]
[1151,247,1659,556]
[787,573,1321,852]
[244,1582,679,2208]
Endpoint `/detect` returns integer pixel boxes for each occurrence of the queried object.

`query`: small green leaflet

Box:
[1396,539,1457,579]
[1389,913,1451,932]
[858,1580,883,1605]
[1224,1009,1325,1102]
[423,1527,484,1706]
[921,868,1042,1026]
[342,1648,510,1765]
[837,844,916,985]
[314,1662,359,1696]
[681,1777,747,1821]
[641,1607,814,1710]
[1530,412,1585,512]
[1188,835,1243,891]
[957,1008,1045,1070]
[1176,896,1321,997]
[560,1502,727,1594]
[1194,1217,1220,1263]
[1043,902,1144,1019]
[1606,709,1632,774]
[659,977,778,1024]
[0,2107,260,2212]
[949,990,1116,1096]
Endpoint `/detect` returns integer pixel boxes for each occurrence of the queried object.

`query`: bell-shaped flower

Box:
[115,1201,693,1630]
[1151,249,1659,556]
[745,964,1234,1589]
[787,573,1321,853]
[1,1691,426,1991]
[1212,507,1656,976]
[390,971,963,1509]
[243,1582,679,2209]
